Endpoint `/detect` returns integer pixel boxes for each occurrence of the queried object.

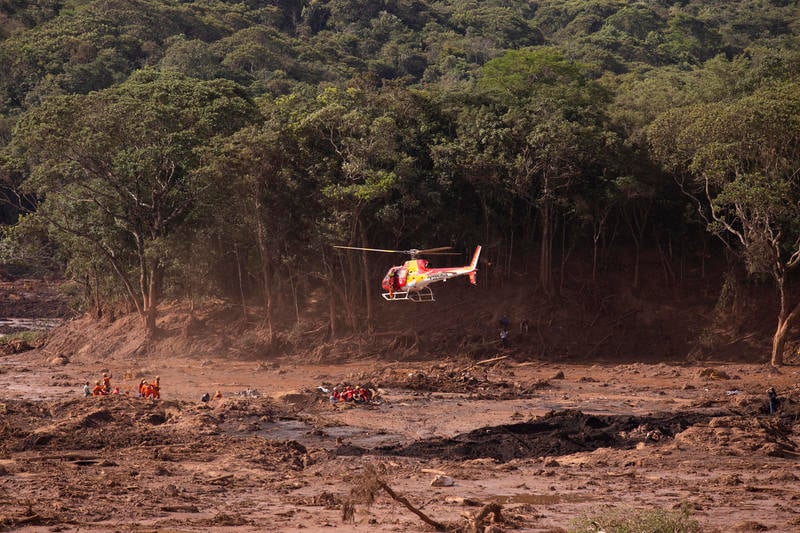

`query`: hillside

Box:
[3,0,800,366]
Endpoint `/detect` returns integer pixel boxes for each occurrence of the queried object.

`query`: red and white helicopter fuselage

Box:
[380,245,481,301]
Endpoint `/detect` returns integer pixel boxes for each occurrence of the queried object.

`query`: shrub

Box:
[570,505,701,533]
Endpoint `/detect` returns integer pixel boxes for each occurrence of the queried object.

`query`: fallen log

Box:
[473,355,508,366]
[161,505,200,513]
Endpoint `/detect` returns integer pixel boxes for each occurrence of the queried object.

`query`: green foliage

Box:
[649,80,800,279]
[0,213,63,276]
[2,0,800,335]
[569,505,702,533]
[0,329,45,346]
[479,47,589,102]
[2,69,257,317]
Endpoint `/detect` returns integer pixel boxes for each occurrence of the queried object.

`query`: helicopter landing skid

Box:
[382,288,435,302]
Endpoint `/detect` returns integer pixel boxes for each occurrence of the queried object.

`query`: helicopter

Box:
[333,245,482,302]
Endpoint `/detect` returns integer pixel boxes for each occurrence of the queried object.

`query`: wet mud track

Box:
[337,409,729,462]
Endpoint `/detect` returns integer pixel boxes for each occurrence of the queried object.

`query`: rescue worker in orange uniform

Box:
[91,380,105,396]
[147,376,160,399]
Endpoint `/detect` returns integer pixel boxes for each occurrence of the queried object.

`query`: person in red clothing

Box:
[342,385,355,402]
[357,386,371,403]
[329,387,341,404]
[101,373,112,394]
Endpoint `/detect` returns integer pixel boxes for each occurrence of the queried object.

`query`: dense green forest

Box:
[1,0,800,364]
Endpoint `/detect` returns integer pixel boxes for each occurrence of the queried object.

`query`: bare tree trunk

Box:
[481,196,491,258]
[592,227,600,283]
[234,243,247,319]
[771,274,800,366]
[359,220,373,330]
[143,258,161,338]
[539,197,553,294]
[328,277,337,340]
[91,271,101,319]
[289,274,301,326]
[623,204,649,291]
[507,204,514,280]
[771,319,788,367]
[254,202,274,340]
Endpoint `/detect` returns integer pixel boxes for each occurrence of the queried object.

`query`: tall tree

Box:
[3,69,255,337]
[476,47,610,293]
[291,85,415,329]
[649,80,800,366]
[199,100,303,339]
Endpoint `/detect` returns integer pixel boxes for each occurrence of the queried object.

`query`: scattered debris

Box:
[699,368,730,380]
[363,410,722,462]
[474,355,509,366]
[430,474,455,487]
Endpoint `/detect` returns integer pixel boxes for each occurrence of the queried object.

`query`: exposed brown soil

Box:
[2,279,800,532]
[0,279,69,324]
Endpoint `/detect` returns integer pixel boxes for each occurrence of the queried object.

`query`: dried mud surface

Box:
[2,343,800,532]
[2,280,800,532]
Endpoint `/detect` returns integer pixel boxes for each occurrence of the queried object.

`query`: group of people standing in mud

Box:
[329,384,376,404]
[82,372,160,399]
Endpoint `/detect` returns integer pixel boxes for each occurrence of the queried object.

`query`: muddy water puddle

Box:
[492,493,594,505]
[0,317,63,334]
[224,418,408,449]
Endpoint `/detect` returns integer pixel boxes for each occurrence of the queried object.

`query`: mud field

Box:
[2,340,800,532]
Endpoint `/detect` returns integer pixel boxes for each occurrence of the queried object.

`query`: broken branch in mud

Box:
[377,479,447,531]
[208,473,234,485]
[343,464,447,531]
[342,465,506,532]
[466,502,504,533]
[473,355,508,366]
[0,513,41,527]
[160,504,200,513]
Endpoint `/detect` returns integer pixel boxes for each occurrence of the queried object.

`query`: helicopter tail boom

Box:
[469,246,482,270]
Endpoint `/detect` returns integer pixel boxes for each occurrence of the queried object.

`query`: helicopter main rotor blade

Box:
[333,245,403,254]
[334,245,459,257]
[415,246,453,254]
